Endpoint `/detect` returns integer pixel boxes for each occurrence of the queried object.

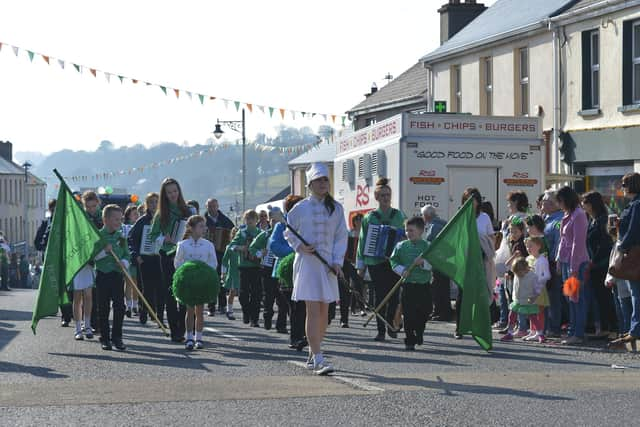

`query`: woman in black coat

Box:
[582,191,615,336]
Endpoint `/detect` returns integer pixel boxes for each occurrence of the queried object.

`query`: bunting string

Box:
[41,138,327,184]
[0,41,348,127]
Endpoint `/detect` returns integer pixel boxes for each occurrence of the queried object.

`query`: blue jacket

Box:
[425,217,446,242]
[267,221,293,279]
[544,210,563,261]
[619,194,640,252]
[268,222,293,258]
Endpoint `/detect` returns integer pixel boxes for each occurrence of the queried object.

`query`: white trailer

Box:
[334,113,543,225]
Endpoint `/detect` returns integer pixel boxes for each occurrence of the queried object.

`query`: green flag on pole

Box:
[31,170,103,334]
[422,198,492,351]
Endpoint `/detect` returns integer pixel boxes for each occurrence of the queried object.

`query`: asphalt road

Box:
[1,288,639,426]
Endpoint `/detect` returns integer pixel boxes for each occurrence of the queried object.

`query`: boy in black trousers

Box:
[94,204,130,351]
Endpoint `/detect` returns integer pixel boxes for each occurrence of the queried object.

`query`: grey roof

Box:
[421,0,578,63]
[0,157,25,175]
[347,62,428,114]
[559,0,610,14]
[288,142,336,166]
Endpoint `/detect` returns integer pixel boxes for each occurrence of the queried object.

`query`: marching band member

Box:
[94,204,130,351]
[148,178,192,342]
[204,198,234,316]
[83,191,104,335]
[269,195,306,350]
[221,227,240,320]
[128,192,163,326]
[250,207,289,333]
[390,216,432,351]
[285,163,348,375]
[228,210,263,326]
[356,178,407,342]
[174,215,218,350]
[123,205,140,318]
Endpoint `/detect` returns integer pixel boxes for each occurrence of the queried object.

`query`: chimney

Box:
[364,83,378,98]
[439,0,487,45]
[0,141,13,162]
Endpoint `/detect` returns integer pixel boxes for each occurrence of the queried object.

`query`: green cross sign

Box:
[434,101,447,113]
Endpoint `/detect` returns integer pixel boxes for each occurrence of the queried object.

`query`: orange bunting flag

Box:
[132,79,139,84]
[246,103,253,113]
[42,55,50,64]
[279,108,285,119]
[89,68,97,77]
[174,89,180,98]
[331,115,336,123]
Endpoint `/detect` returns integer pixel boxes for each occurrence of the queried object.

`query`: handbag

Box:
[609,242,640,282]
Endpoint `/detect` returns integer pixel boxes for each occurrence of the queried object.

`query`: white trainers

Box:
[314,362,334,376]
[523,333,538,342]
[74,332,84,340]
[306,354,315,370]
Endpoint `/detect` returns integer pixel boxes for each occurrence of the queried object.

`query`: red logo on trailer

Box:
[356,185,370,207]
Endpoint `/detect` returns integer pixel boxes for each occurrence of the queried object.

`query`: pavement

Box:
[1,288,640,426]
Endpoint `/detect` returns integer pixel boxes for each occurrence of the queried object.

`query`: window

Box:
[452,65,462,112]
[364,117,377,127]
[582,30,600,110]
[481,57,493,115]
[634,22,640,103]
[518,48,529,116]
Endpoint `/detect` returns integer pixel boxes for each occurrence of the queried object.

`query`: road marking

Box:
[205,327,242,341]
[287,360,384,392]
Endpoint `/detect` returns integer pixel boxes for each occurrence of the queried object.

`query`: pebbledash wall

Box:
[557,2,640,212]
[428,31,556,175]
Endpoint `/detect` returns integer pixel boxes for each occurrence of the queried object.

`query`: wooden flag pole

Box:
[108,248,170,337]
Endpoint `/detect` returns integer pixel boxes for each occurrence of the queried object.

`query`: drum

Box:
[207,227,232,252]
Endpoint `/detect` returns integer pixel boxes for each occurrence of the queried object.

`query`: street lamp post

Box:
[22,161,32,261]
[213,108,246,213]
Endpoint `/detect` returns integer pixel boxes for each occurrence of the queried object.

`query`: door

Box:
[448,167,499,219]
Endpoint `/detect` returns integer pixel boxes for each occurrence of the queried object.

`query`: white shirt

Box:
[476,212,494,237]
[174,237,218,270]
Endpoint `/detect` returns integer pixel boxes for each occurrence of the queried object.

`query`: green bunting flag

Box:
[31,171,104,334]
[234,101,240,112]
[118,75,124,83]
[73,64,81,73]
[421,198,492,351]
[269,107,274,118]
[27,50,35,62]
[160,86,167,95]
[198,94,204,104]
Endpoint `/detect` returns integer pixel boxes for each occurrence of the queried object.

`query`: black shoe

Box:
[132,307,139,316]
[139,311,148,324]
[416,335,424,346]
[341,322,349,328]
[288,343,297,349]
[251,321,260,328]
[61,320,70,327]
[387,329,398,339]
[454,332,463,339]
[113,340,126,351]
[276,328,288,334]
[125,309,132,319]
[264,319,272,330]
[295,339,308,352]
[101,340,112,350]
[171,335,185,343]
[405,344,416,351]
[374,333,385,342]
[242,313,250,324]
[208,310,215,317]
[226,312,236,320]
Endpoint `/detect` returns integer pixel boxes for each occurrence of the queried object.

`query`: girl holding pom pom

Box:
[174,215,218,350]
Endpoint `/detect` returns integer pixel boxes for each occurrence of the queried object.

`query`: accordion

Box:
[363,224,405,258]
[140,225,161,256]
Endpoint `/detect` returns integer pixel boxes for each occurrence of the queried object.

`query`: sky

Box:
[0,0,496,155]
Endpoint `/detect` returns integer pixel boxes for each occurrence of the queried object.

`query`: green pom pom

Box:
[172,260,220,306]
[276,253,295,289]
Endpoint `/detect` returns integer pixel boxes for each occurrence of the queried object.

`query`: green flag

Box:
[422,198,492,351]
[31,172,103,334]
